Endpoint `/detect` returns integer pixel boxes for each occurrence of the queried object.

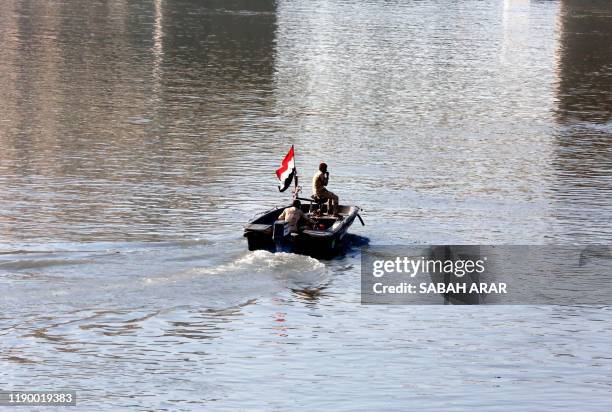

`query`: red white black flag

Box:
[275,145,296,192]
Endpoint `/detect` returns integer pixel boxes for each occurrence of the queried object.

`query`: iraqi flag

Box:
[275,145,296,192]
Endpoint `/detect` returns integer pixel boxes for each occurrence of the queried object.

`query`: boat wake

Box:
[0,257,95,270]
[126,249,330,309]
[191,250,329,291]
[0,241,334,311]
[206,250,324,274]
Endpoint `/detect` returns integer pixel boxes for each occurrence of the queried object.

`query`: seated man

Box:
[312,162,339,216]
[278,199,315,233]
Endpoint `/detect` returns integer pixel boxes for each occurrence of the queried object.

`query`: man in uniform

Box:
[312,162,339,217]
[278,199,315,233]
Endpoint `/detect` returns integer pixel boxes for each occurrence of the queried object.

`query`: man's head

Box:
[292,199,301,208]
[319,162,328,172]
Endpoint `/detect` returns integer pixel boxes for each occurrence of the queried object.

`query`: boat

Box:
[244,199,364,258]
[244,145,364,257]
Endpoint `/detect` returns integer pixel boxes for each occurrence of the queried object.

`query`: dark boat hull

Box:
[244,204,361,258]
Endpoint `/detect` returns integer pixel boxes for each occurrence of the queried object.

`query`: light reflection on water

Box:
[0,0,611,410]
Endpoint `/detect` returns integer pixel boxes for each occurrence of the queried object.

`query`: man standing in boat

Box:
[312,162,339,217]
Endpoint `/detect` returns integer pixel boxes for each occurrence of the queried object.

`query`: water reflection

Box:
[0,0,279,242]
[291,285,329,302]
[552,0,612,242]
[151,0,164,97]
[555,0,612,124]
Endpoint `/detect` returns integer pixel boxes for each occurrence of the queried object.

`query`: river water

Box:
[1,0,611,410]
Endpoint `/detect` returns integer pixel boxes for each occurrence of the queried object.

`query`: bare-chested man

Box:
[312,162,339,216]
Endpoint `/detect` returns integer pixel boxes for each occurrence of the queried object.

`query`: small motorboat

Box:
[245,145,364,257]
[244,200,364,258]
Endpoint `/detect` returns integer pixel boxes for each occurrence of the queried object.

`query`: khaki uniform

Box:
[312,170,339,214]
[278,206,313,233]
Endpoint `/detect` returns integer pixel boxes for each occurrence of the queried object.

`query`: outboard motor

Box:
[273,220,291,253]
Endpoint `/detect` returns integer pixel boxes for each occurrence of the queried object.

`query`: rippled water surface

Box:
[1,0,611,410]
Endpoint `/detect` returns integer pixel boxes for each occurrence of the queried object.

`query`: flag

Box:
[275,145,296,192]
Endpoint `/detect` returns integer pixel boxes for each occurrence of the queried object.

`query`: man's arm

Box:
[316,172,328,188]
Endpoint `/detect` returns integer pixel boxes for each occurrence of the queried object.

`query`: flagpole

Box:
[292,145,299,198]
